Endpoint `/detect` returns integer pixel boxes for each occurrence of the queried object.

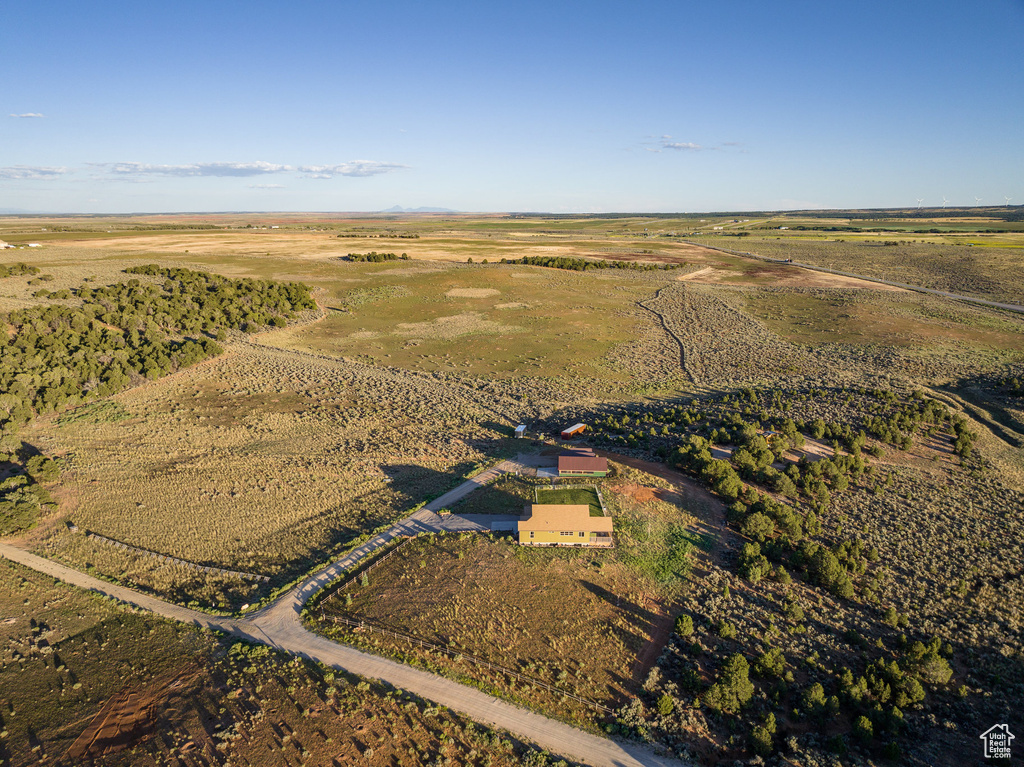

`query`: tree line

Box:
[0,263,39,279]
[342,252,410,262]
[507,255,682,272]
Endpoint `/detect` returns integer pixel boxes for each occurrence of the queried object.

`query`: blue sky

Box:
[3,0,1023,213]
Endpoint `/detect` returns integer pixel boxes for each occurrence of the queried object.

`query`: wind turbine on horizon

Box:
[1006,196,1013,206]
[975,196,983,206]
[916,198,924,208]
[941,196,949,208]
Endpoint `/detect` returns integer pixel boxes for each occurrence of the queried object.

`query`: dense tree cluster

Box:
[668,428,877,599]
[118,265,316,331]
[862,392,956,450]
[591,385,973,762]
[0,263,39,279]
[2,266,314,429]
[506,255,681,272]
[336,233,419,239]
[342,252,410,262]
[0,451,60,535]
[0,266,315,532]
[999,375,1024,396]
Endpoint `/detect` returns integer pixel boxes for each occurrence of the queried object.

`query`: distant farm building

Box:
[557,448,608,477]
[514,424,527,438]
[0,241,12,249]
[517,504,613,547]
[560,423,586,440]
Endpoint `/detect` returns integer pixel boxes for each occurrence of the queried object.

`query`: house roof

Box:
[561,423,586,433]
[518,504,613,533]
[558,454,608,473]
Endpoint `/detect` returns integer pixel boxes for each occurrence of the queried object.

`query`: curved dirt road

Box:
[685,240,1024,314]
[0,469,680,767]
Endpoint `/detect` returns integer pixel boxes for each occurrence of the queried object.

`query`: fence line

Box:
[84,532,271,582]
[329,614,614,714]
[327,535,414,595]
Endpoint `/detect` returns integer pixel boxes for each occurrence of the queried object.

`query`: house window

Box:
[560,531,573,536]
[579,531,585,537]
[529,531,534,538]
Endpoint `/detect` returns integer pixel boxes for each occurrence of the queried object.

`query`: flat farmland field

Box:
[266,262,664,380]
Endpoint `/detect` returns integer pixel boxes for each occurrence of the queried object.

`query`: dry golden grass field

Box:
[0,211,1022,766]
[20,341,525,609]
[0,215,1019,609]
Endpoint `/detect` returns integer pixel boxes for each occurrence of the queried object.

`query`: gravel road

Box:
[0,462,681,767]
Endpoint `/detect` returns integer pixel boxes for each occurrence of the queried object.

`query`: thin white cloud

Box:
[662,141,702,151]
[93,161,293,177]
[84,159,407,180]
[298,161,407,178]
[0,165,69,179]
[2,159,407,183]
[9,113,44,118]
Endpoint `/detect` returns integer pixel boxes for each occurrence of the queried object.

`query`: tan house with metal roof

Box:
[516,504,614,547]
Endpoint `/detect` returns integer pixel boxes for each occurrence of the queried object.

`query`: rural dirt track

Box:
[685,240,1024,314]
[637,286,695,384]
[0,465,681,767]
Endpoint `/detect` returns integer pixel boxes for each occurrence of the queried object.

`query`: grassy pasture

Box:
[743,288,1024,353]
[267,262,663,380]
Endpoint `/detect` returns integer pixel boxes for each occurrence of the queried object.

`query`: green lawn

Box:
[535,486,604,516]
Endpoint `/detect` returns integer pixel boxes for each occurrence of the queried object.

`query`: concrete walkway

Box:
[0,460,680,766]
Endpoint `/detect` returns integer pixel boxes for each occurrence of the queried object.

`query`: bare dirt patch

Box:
[617,483,658,504]
[395,312,524,339]
[676,267,716,281]
[445,287,500,298]
[682,262,906,291]
[63,668,201,761]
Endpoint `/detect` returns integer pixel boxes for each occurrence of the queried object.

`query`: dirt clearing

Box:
[445,287,500,298]
[64,668,201,761]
